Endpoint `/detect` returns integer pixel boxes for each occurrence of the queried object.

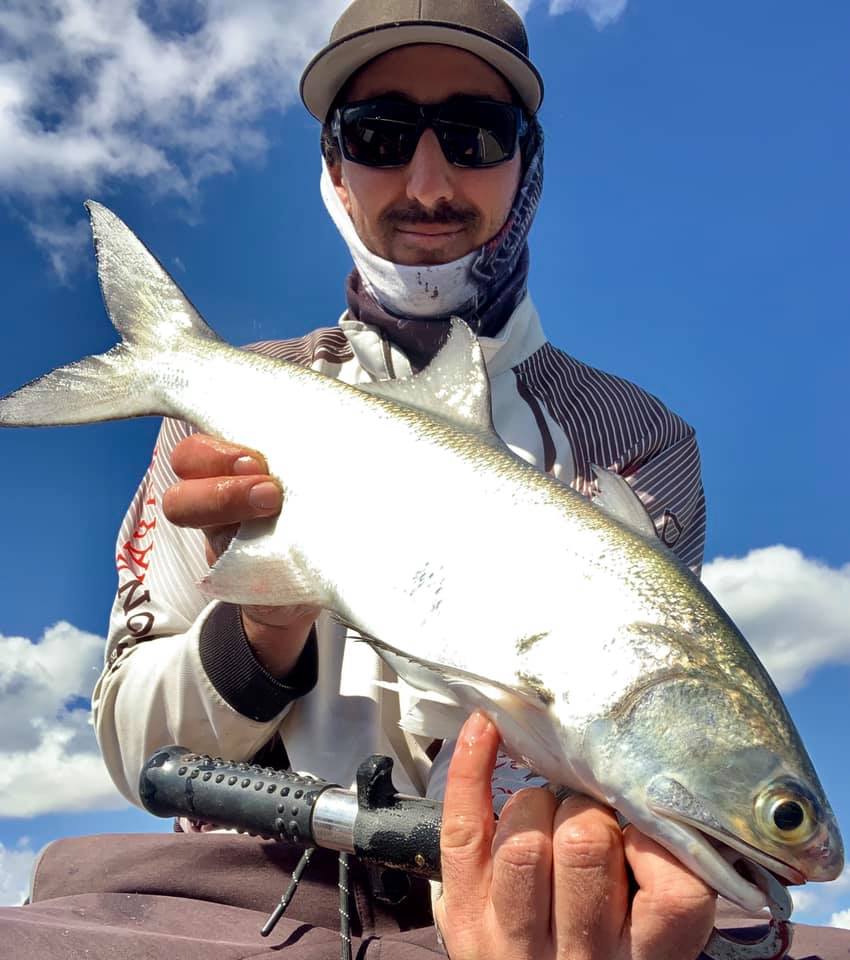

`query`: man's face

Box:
[328,45,523,266]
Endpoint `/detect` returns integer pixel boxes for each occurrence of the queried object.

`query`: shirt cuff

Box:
[198,602,318,722]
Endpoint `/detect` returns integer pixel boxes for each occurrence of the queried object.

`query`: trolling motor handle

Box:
[139,745,442,878]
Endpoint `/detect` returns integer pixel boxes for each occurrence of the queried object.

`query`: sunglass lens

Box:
[436,100,519,166]
[339,103,418,167]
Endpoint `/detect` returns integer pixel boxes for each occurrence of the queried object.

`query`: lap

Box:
[0,831,440,960]
[2,832,847,959]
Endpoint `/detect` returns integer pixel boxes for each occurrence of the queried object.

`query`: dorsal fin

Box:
[591,465,658,539]
[359,318,494,432]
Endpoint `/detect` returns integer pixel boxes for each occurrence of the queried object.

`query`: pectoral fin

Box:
[591,465,658,540]
[201,519,330,609]
[646,775,728,834]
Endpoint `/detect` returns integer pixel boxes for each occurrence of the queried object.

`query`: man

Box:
[3,2,844,959]
[93,3,714,956]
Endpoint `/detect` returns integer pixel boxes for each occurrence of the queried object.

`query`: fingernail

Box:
[248,481,280,512]
[461,711,491,745]
[233,455,264,475]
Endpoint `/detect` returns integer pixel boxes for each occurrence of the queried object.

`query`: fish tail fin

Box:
[0,345,161,426]
[86,200,220,351]
[0,201,220,428]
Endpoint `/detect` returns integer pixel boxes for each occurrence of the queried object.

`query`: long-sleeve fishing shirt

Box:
[92,294,706,811]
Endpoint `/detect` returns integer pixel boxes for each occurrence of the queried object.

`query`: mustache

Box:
[381,201,479,228]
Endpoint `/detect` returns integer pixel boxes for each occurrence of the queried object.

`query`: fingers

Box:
[163,476,281,528]
[441,712,499,893]
[163,435,282,530]
[438,712,500,954]
[489,788,556,957]
[551,795,629,960]
[440,740,716,960]
[624,826,716,960]
[170,434,268,479]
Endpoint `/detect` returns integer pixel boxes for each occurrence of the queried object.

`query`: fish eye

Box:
[755,782,818,845]
[773,800,805,832]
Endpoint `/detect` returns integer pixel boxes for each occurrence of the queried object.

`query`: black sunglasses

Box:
[332,95,529,169]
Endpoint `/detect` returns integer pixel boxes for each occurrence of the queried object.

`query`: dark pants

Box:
[0,833,439,959]
[0,832,846,959]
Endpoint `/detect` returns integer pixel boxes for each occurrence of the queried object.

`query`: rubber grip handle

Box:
[139,745,334,846]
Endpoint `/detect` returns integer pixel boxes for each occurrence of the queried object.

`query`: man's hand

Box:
[162,434,319,676]
[436,712,717,960]
[163,434,282,563]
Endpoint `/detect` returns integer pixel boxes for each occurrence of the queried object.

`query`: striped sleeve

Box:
[515,343,707,574]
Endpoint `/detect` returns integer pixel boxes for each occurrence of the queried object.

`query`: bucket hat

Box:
[300,0,544,121]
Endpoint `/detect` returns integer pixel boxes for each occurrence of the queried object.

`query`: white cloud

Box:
[548,0,628,29]
[0,839,36,907]
[703,546,850,693]
[29,214,92,284]
[508,0,628,26]
[788,865,850,927]
[0,0,348,267]
[0,622,127,817]
[0,0,345,200]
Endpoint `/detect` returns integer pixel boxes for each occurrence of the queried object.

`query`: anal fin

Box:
[399,697,470,740]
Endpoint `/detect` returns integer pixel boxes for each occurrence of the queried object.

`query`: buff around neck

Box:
[320,162,480,318]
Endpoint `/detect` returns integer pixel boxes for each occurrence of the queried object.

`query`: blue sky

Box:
[1,0,848,928]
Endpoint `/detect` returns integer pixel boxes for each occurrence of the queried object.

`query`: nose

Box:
[405,129,455,210]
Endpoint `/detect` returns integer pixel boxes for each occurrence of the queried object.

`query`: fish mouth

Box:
[636,808,796,917]
[665,810,805,886]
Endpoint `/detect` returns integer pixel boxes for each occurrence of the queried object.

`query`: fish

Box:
[0,201,843,917]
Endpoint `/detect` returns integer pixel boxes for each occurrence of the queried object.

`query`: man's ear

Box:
[327,160,352,215]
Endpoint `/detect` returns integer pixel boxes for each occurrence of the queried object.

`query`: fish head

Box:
[585,674,844,912]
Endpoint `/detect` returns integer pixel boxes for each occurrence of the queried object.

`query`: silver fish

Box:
[0,202,842,917]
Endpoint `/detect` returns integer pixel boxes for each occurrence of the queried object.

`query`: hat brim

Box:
[300,21,544,121]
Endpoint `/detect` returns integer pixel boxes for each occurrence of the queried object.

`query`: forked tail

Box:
[0,201,221,427]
